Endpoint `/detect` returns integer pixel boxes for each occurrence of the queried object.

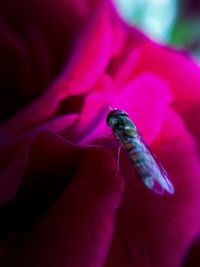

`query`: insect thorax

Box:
[113,115,139,140]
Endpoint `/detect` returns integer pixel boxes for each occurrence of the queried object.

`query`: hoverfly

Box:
[106,108,174,195]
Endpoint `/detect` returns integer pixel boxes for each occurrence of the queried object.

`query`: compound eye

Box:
[110,117,118,126]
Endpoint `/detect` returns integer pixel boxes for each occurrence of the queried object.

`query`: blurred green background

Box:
[114,0,200,59]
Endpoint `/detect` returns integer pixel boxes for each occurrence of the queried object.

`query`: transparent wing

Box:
[139,138,174,195]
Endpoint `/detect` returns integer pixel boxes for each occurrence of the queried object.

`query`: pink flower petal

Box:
[132,42,200,102]
[1,132,124,267]
[182,237,200,267]
[0,112,78,206]
[0,2,114,144]
[0,139,32,206]
[75,72,172,145]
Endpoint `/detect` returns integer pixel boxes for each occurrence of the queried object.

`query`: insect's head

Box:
[106,108,139,137]
[106,109,128,127]
[106,109,128,128]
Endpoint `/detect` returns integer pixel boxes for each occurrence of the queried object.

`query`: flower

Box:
[1,0,200,266]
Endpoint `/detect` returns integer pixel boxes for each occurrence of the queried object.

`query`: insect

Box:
[106,108,174,195]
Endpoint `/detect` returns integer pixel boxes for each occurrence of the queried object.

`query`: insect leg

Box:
[104,145,123,194]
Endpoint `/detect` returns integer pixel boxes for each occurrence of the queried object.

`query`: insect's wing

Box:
[140,138,174,195]
[154,159,174,194]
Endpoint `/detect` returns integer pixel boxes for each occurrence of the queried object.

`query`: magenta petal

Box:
[2,133,124,267]
[0,1,113,139]
[0,139,33,206]
[75,72,173,145]
[133,42,200,102]
[182,237,200,267]
[112,72,173,143]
